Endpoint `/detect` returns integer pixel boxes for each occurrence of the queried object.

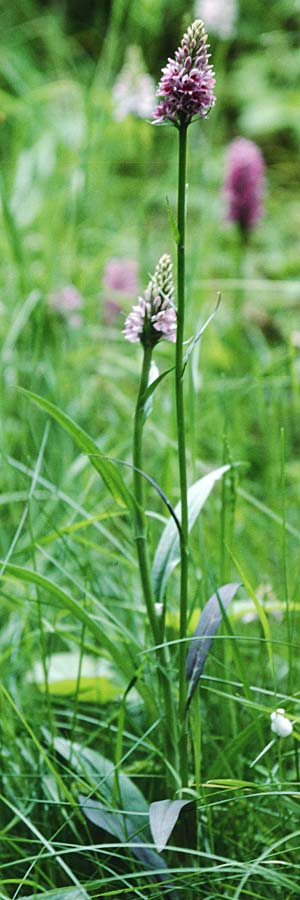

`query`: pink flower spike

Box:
[224,137,265,235]
[123,255,176,348]
[153,19,216,128]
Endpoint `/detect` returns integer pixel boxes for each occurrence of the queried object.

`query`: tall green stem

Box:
[133,344,159,644]
[133,344,179,785]
[176,124,189,786]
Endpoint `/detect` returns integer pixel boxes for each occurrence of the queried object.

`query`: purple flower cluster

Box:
[153,19,216,127]
[123,254,176,346]
[224,137,265,234]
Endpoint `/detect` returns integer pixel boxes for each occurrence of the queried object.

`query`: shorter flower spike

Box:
[224,137,265,235]
[123,254,176,347]
[153,19,216,128]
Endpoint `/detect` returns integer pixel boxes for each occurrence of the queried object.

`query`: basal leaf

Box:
[18,388,133,510]
[80,795,179,900]
[186,582,241,705]
[151,465,230,601]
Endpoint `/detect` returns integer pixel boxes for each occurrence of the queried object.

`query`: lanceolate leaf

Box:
[79,796,179,899]
[149,798,190,852]
[186,582,241,705]
[151,465,230,601]
[19,388,133,510]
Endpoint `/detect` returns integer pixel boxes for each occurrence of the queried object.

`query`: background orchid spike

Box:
[224,137,265,235]
[153,19,216,127]
[195,0,237,40]
[123,254,176,346]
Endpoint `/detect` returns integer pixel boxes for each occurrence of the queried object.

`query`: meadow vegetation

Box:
[1,1,300,897]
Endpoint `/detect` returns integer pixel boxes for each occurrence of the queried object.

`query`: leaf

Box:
[27,653,126,703]
[52,738,148,822]
[182,294,221,374]
[18,388,133,510]
[151,465,230,601]
[21,891,86,900]
[0,562,134,679]
[149,798,190,852]
[79,795,179,900]
[142,366,174,405]
[186,582,241,705]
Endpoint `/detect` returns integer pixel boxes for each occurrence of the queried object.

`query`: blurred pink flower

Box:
[153,19,216,127]
[224,137,265,234]
[103,258,138,294]
[102,258,139,325]
[123,254,176,346]
[48,284,83,329]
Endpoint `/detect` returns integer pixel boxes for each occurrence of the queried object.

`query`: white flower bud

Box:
[270,708,293,738]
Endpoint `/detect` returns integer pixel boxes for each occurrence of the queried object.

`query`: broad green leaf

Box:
[186,582,241,705]
[149,798,190,852]
[19,388,133,510]
[0,563,134,679]
[28,652,126,703]
[151,465,230,601]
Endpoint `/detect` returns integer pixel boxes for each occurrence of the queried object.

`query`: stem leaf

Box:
[186,582,241,705]
[151,465,230,601]
[182,293,221,374]
[18,388,133,510]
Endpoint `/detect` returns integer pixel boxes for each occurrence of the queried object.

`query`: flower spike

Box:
[123,254,176,347]
[153,19,216,128]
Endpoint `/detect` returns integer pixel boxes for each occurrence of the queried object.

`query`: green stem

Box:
[133,343,159,643]
[176,124,189,786]
[133,343,179,785]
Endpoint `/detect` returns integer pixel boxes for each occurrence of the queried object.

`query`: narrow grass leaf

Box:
[186,583,241,705]
[18,388,133,510]
[149,799,190,852]
[152,465,230,601]
[0,562,134,679]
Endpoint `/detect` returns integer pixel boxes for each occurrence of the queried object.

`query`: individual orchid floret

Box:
[271,708,293,738]
[123,254,176,347]
[194,0,237,40]
[153,19,216,128]
[224,137,265,235]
